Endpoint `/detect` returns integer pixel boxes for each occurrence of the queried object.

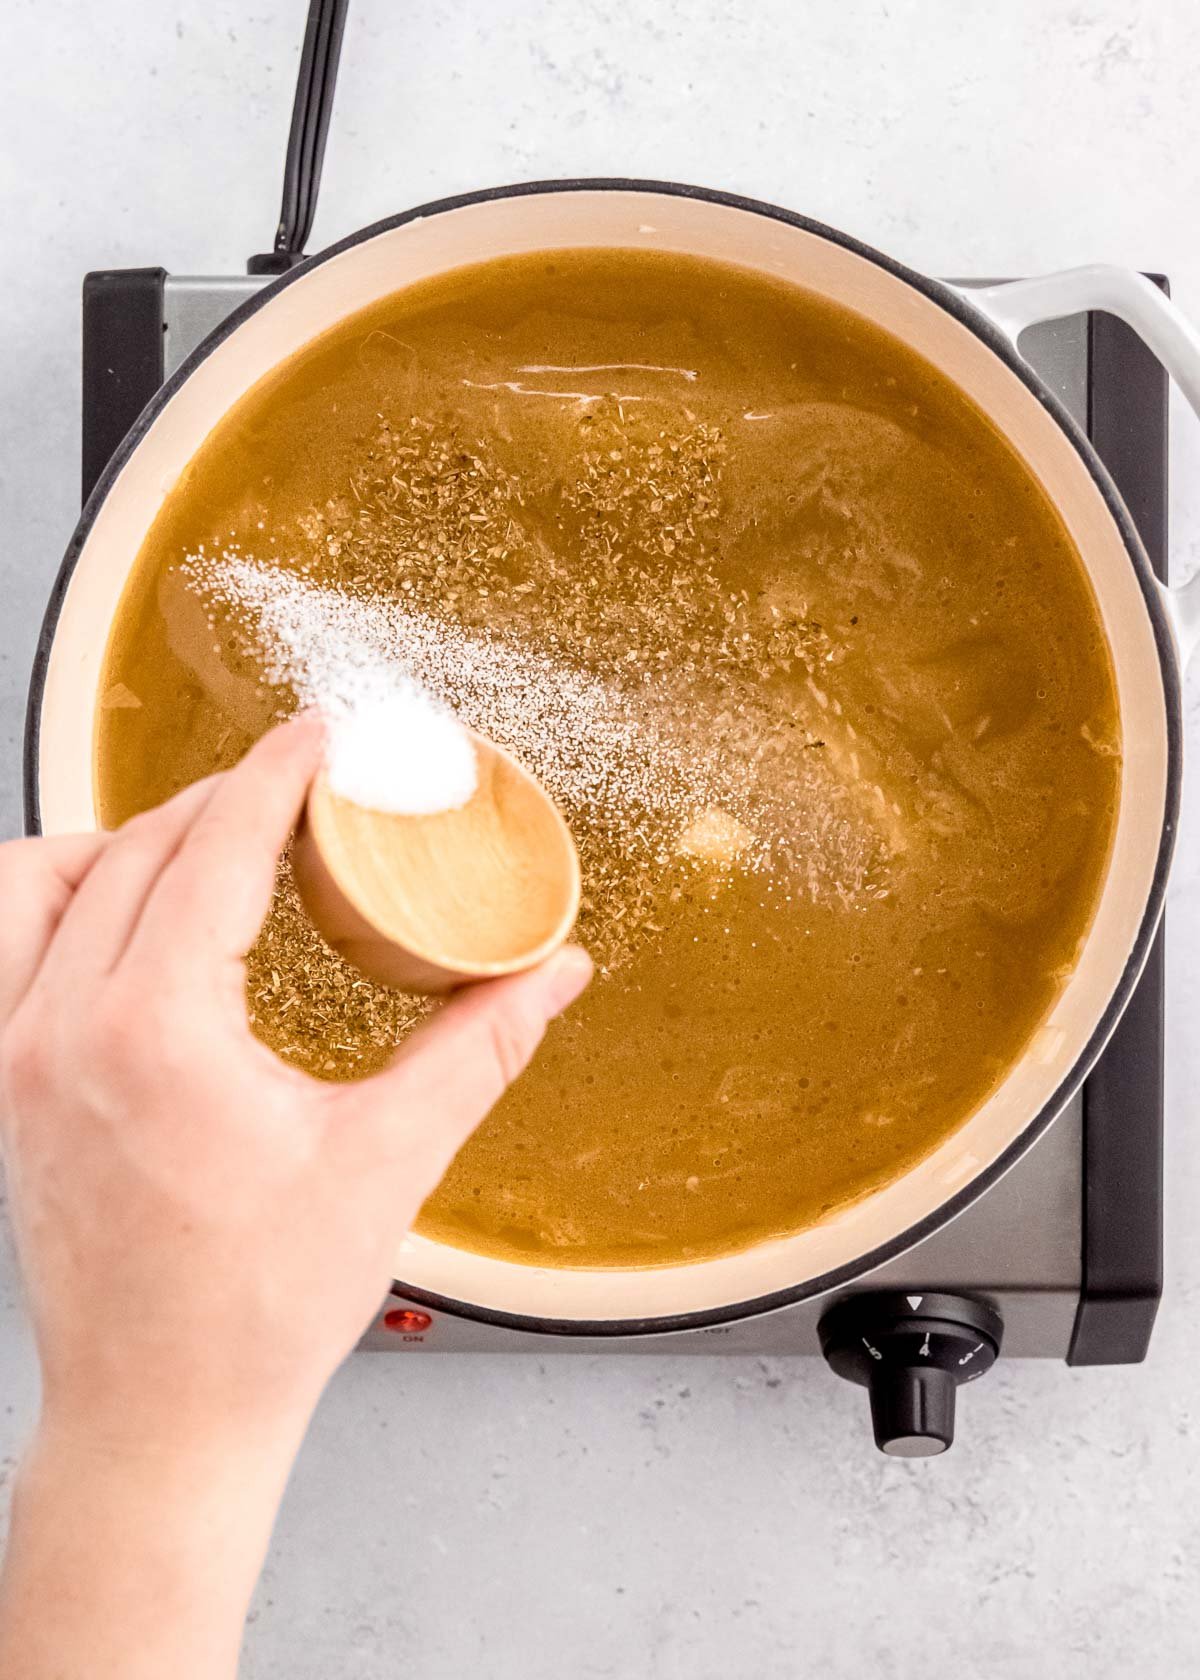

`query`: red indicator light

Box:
[383,1308,432,1334]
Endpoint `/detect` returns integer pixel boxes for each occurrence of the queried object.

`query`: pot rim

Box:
[25,176,1184,1336]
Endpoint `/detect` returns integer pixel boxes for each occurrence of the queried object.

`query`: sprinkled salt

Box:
[181,550,736,853]
[179,549,895,963]
[323,680,478,816]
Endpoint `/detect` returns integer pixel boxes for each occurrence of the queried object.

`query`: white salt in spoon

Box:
[292,710,581,995]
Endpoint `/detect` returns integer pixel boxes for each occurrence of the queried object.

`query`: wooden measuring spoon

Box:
[291,730,581,993]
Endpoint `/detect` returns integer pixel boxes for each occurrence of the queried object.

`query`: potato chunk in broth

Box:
[96,249,1120,1268]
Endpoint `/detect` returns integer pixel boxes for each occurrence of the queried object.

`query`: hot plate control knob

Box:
[818,1292,1004,1458]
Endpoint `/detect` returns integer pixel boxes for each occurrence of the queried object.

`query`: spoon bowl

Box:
[292,731,581,993]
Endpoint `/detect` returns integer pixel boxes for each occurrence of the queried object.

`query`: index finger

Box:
[121,714,326,974]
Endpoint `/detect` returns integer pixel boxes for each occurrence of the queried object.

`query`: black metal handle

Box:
[249,0,351,275]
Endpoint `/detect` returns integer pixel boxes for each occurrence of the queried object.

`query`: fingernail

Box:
[543,944,593,1014]
[286,710,331,765]
[292,707,329,740]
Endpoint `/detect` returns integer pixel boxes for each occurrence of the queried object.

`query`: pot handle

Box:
[956,266,1200,665]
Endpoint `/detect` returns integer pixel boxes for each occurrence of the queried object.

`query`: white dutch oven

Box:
[26,182,1200,1334]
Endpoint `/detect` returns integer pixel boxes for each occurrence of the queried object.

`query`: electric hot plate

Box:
[67,266,1167,1457]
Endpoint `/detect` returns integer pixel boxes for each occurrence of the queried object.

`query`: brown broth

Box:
[95,248,1121,1267]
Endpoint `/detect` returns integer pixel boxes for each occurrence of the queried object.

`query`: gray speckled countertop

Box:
[2,3,1199,1675]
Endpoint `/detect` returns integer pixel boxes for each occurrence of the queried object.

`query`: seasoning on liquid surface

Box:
[96,248,1122,1269]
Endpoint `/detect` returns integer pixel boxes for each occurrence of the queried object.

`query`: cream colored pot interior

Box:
[37,190,1170,1321]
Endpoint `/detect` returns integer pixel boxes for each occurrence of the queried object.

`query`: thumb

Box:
[342,945,593,1201]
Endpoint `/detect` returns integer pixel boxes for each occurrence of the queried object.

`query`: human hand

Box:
[0,714,590,1678]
